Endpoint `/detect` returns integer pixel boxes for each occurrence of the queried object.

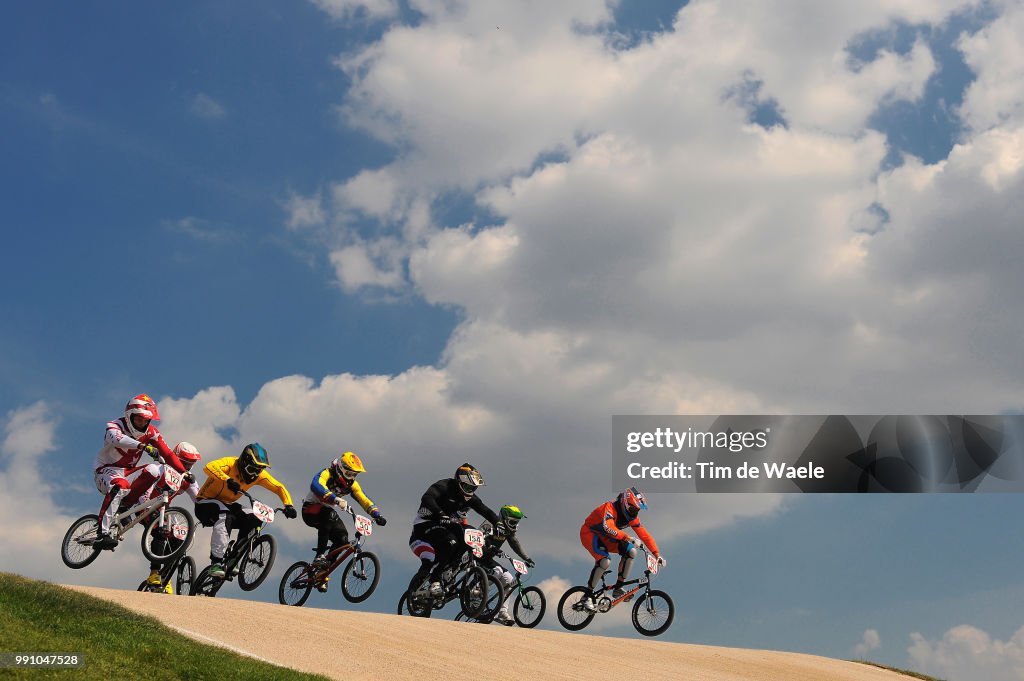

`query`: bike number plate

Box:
[163,467,183,492]
[252,500,275,523]
[464,528,485,548]
[355,515,373,536]
[172,523,189,540]
[647,552,660,574]
[511,558,528,575]
[471,546,483,558]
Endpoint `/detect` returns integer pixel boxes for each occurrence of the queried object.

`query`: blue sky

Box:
[3,3,1024,679]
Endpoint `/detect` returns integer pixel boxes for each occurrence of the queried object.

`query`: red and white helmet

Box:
[617,487,648,520]
[174,442,201,468]
[124,394,160,436]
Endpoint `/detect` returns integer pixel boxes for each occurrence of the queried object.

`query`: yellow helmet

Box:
[332,451,366,481]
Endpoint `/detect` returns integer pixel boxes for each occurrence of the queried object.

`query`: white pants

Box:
[197,499,232,560]
[490,565,516,613]
[94,465,154,533]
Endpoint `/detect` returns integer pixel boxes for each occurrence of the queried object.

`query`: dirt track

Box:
[70,585,909,681]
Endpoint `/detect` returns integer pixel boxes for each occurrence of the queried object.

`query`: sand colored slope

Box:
[70,585,909,681]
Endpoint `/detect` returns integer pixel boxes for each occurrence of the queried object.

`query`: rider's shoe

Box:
[311,553,330,571]
[147,571,162,586]
[208,563,226,579]
[163,582,174,595]
[428,581,444,597]
[95,533,118,550]
[494,609,515,626]
[581,596,598,613]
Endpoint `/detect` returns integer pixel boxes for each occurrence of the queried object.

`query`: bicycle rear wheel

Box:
[514,586,546,628]
[557,586,596,631]
[60,514,102,569]
[279,561,314,606]
[341,551,381,603]
[190,566,223,597]
[238,534,277,591]
[398,590,433,618]
[632,589,674,636]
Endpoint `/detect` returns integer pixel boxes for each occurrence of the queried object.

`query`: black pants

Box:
[301,504,349,554]
[410,523,466,580]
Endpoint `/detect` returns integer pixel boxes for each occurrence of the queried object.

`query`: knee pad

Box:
[598,557,611,571]
[626,545,638,559]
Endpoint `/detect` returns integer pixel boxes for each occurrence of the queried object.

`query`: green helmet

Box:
[499,504,526,530]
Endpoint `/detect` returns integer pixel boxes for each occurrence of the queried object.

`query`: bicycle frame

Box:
[218,492,280,577]
[592,545,660,610]
[106,465,190,542]
[310,507,370,579]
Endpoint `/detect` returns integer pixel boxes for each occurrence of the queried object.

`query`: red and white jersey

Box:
[93,417,181,473]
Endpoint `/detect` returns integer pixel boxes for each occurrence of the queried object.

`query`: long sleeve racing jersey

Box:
[93,417,183,473]
[303,466,378,514]
[583,501,660,556]
[197,455,293,506]
[413,478,498,527]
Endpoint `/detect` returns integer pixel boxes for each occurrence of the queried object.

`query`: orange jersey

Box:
[582,501,659,556]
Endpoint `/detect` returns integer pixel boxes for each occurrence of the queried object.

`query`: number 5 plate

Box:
[355,515,373,536]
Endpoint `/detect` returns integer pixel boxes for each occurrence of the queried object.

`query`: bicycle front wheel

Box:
[141,507,194,563]
[279,561,314,607]
[477,575,506,624]
[238,534,277,591]
[514,586,546,628]
[458,566,490,619]
[61,514,102,569]
[341,551,381,603]
[557,586,596,631]
[632,589,675,636]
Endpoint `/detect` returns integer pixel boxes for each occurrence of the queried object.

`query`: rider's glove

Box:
[439,516,458,526]
[182,471,196,485]
[226,478,242,493]
[283,505,297,519]
[656,556,667,568]
[371,510,387,526]
[140,443,159,458]
[334,497,349,511]
[525,557,536,569]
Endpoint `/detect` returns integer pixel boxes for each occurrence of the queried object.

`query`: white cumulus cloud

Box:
[909,624,1024,681]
